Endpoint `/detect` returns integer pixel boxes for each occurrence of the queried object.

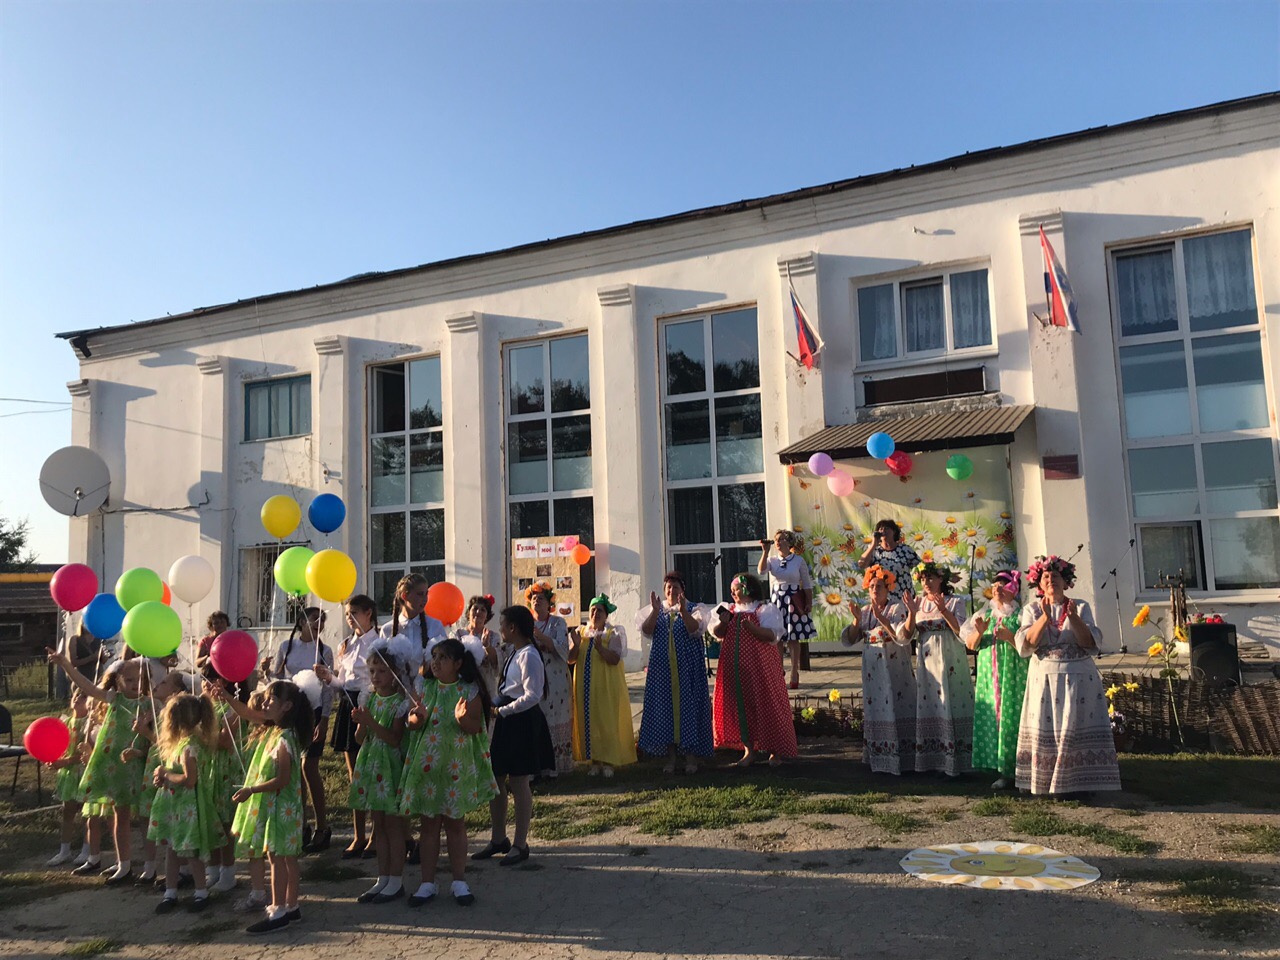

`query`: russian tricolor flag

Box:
[1039,226,1082,334]
[790,288,824,369]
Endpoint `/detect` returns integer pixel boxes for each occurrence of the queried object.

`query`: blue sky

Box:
[2,0,1277,563]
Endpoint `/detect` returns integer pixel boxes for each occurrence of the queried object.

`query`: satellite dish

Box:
[39,446,111,517]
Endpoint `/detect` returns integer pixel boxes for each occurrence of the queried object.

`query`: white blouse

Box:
[842,603,908,646]
[328,629,378,692]
[634,601,710,638]
[497,644,545,717]
[959,599,1021,646]
[909,595,968,634]
[268,636,334,717]
[380,613,447,681]
[579,625,628,658]
[729,601,784,640]
[765,554,813,590]
[1015,598,1102,661]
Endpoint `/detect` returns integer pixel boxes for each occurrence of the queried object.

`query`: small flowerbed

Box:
[792,689,863,739]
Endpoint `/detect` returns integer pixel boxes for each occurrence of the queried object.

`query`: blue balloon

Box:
[308,493,347,534]
[866,431,896,460]
[82,592,127,640]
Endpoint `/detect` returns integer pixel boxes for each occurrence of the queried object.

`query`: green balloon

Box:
[115,567,163,611]
[274,546,315,597]
[121,600,182,658]
[946,454,974,481]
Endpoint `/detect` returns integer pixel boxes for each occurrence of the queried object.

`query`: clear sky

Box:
[1,0,1277,564]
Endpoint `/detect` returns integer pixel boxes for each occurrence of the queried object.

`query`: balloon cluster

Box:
[261,494,357,602]
[807,452,855,497]
[800,434,975,488]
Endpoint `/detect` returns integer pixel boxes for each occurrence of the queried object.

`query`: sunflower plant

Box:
[1145,638,1186,747]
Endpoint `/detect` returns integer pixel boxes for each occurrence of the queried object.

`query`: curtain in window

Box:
[1115,250,1177,336]
[857,285,896,361]
[903,283,944,353]
[950,270,991,348]
[1184,231,1257,330]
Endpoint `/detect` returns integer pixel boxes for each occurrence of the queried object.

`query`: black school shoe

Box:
[72,859,102,876]
[155,897,179,915]
[406,889,436,907]
[498,844,529,866]
[104,869,133,887]
[470,838,510,861]
[285,907,302,923]
[247,914,291,935]
[371,886,405,904]
[189,896,211,913]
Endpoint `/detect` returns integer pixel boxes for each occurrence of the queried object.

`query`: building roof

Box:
[55,91,1280,350]
[777,405,1035,464]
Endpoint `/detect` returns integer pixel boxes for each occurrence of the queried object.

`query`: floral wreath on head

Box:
[862,565,898,592]
[912,560,956,593]
[1026,555,1076,593]
[524,582,555,604]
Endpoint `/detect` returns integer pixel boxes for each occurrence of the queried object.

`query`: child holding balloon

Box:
[45,689,89,866]
[127,668,186,885]
[46,650,147,884]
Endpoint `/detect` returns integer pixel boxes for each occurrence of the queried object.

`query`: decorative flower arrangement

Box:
[1190,612,1225,625]
[1104,682,1139,741]
[1142,624,1186,747]
[792,692,861,739]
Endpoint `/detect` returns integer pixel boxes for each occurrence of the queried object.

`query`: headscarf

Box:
[588,593,617,614]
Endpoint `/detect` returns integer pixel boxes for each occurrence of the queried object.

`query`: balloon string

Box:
[222,707,248,777]
[187,604,197,686]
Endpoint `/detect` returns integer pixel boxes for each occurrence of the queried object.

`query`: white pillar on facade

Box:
[196,355,232,628]
[774,252,826,533]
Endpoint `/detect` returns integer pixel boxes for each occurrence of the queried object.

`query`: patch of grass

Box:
[1010,805,1158,854]
[869,811,925,835]
[62,940,121,958]
[932,809,960,823]
[1219,823,1280,855]
[806,820,837,831]
[970,795,1019,817]
[0,871,85,911]
[1116,865,1278,941]
[1120,755,1280,809]
[301,860,366,883]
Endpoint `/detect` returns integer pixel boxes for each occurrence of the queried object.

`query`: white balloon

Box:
[168,555,214,604]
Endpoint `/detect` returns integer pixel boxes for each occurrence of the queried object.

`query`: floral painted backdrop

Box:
[789,444,1018,642]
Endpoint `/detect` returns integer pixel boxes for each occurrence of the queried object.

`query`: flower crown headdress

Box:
[1026,555,1076,592]
[911,560,954,585]
[524,582,555,604]
[862,565,898,592]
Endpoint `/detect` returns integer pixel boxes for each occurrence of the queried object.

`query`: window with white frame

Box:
[368,358,446,614]
[855,266,993,364]
[662,307,767,604]
[505,335,595,603]
[244,375,311,441]
[1113,227,1277,592]
[239,545,308,628]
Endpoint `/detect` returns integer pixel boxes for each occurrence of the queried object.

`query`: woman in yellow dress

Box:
[569,594,637,777]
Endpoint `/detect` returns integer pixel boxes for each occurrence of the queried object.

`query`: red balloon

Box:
[425,581,466,625]
[885,451,914,477]
[161,581,172,606]
[570,544,592,566]
[209,630,259,683]
[50,563,98,612]
[24,716,71,764]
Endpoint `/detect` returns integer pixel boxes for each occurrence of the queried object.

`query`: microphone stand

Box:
[1098,539,1136,656]
[705,553,723,678]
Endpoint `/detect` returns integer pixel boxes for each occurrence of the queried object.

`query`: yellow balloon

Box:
[305,549,357,603]
[261,495,302,539]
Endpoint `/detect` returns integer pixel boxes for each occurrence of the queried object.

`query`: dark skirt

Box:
[329,690,361,754]
[490,704,555,778]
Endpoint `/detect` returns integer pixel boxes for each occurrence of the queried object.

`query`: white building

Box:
[58,93,1280,663]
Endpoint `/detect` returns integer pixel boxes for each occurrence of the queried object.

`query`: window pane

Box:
[370,512,405,564]
[665,320,706,395]
[1115,248,1177,336]
[509,501,549,539]
[291,378,311,434]
[373,366,406,434]
[1129,446,1198,518]
[370,437,406,507]
[410,509,445,562]
[711,309,759,392]
[1192,332,1268,432]
[718,483,766,543]
[673,552,717,606]
[269,380,291,438]
[665,400,711,481]
[1139,524,1202,590]
[668,487,714,545]
[550,336,590,412]
[950,270,991,349]
[1211,517,1280,589]
[552,496,594,543]
[1185,230,1257,332]
[508,344,545,414]
[409,358,442,429]
[409,433,444,503]
[551,415,592,491]
[857,284,896,362]
[719,546,764,601]
[508,421,548,495]
[903,281,944,353]
[245,384,269,441]
[409,564,446,588]
[714,395,763,476]
[371,569,403,620]
[1118,341,1192,439]
[1203,439,1278,513]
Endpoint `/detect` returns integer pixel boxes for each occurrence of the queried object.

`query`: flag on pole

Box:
[1039,225,1081,333]
[789,287,824,369]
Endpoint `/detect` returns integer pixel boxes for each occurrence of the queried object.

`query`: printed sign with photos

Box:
[511,535,584,625]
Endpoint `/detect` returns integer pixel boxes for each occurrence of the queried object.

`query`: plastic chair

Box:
[1,704,42,800]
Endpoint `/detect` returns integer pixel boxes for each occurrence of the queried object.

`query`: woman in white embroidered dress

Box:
[526,582,574,776]
[1014,556,1120,796]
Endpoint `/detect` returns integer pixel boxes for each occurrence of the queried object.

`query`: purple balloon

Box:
[808,452,834,477]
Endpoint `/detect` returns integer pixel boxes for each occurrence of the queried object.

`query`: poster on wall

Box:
[511,536,583,624]
[789,445,1018,643]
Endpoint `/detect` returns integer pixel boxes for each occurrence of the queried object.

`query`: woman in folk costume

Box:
[569,594,637,777]
[903,561,974,777]
[961,570,1027,790]
[636,570,713,774]
[1015,556,1120,796]
[757,529,817,690]
[710,573,798,767]
[842,566,915,775]
[525,582,574,776]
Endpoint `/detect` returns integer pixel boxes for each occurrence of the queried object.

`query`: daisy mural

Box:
[790,445,1017,643]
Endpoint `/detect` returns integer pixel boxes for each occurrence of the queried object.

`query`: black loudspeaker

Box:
[1188,622,1240,684]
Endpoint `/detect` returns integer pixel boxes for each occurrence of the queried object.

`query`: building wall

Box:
[65,101,1280,659]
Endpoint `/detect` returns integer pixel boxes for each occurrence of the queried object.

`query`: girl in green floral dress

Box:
[125,669,185,885]
[202,663,245,893]
[400,637,497,907]
[219,679,314,935]
[349,641,409,904]
[47,649,147,884]
[46,689,89,866]
[148,694,224,913]
[961,570,1027,789]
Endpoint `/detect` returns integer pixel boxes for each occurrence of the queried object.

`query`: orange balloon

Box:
[161,581,172,605]
[424,581,465,625]
[570,544,592,566]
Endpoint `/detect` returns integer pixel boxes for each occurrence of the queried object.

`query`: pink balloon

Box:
[826,469,855,497]
[209,630,259,683]
[807,452,834,477]
[886,451,914,477]
[560,535,578,551]
[24,716,71,764]
[50,563,98,612]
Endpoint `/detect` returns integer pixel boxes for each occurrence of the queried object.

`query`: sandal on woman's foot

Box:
[788,679,800,690]
[498,844,529,866]
[470,838,511,861]
[341,843,364,860]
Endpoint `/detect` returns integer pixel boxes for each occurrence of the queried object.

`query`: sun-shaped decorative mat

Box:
[899,841,1100,891]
